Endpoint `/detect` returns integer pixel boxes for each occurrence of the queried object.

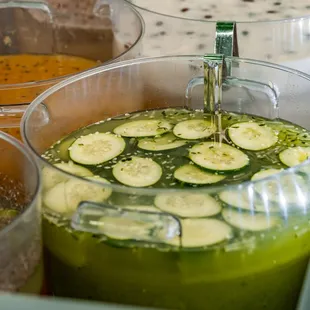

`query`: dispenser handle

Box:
[214,21,239,57]
[203,54,225,113]
[214,22,239,75]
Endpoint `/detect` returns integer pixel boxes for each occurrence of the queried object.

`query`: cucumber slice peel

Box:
[154,192,221,218]
[174,164,226,185]
[42,162,93,190]
[189,142,249,172]
[173,119,215,140]
[113,120,172,137]
[279,146,310,167]
[69,133,126,165]
[43,176,112,215]
[222,208,278,232]
[112,156,162,187]
[138,133,187,151]
[228,122,278,151]
[166,218,233,248]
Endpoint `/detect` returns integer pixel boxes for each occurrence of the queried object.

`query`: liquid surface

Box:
[0,54,98,85]
[45,108,310,188]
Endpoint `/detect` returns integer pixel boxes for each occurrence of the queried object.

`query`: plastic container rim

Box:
[124,0,310,24]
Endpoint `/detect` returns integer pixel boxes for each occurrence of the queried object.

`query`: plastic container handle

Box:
[71,201,182,246]
[0,102,50,128]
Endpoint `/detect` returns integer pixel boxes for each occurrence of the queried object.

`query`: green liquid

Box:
[43,219,310,309]
[42,108,310,309]
[44,108,310,186]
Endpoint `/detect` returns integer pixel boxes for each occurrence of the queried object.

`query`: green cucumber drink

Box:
[21,56,310,309]
[41,107,310,309]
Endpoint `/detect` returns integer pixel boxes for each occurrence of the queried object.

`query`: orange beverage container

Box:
[0,0,143,140]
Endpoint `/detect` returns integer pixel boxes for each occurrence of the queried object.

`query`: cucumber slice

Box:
[166,218,233,248]
[222,208,278,232]
[43,176,112,214]
[113,120,172,137]
[0,209,19,229]
[251,169,308,205]
[120,205,161,213]
[138,133,187,151]
[42,162,93,190]
[109,193,154,207]
[98,217,154,241]
[0,208,19,217]
[112,156,162,187]
[53,136,76,161]
[279,146,310,167]
[69,133,126,165]
[228,122,278,151]
[173,119,215,140]
[251,169,282,181]
[174,164,226,185]
[189,142,249,172]
[43,182,67,213]
[219,190,278,213]
[154,192,221,218]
